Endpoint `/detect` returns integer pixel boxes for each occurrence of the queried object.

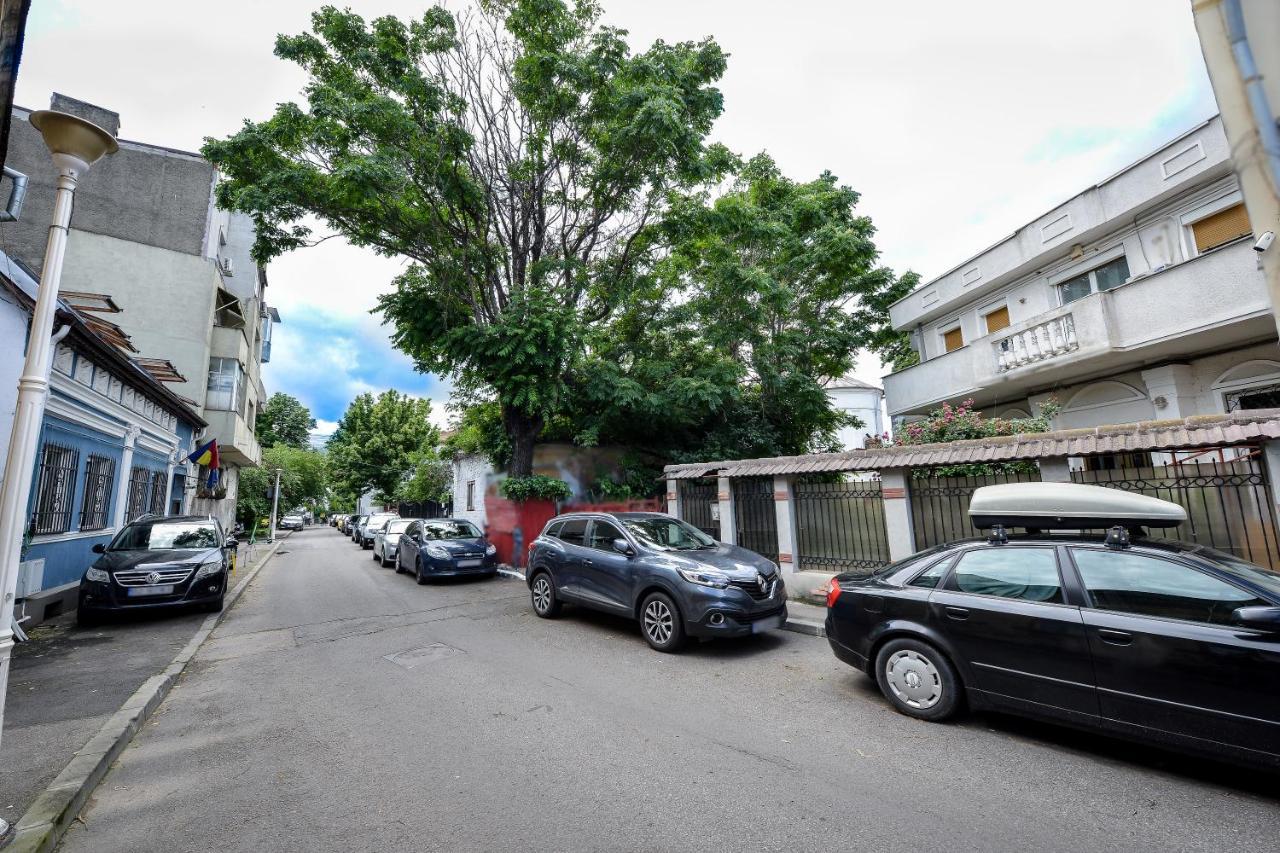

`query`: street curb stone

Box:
[3,536,287,853]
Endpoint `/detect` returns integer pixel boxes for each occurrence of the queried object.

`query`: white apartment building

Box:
[883,115,1274,449]
[825,375,886,449]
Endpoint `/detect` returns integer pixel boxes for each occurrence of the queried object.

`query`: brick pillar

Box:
[880,467,916,560]
[666,478,682,518]
[772,475,799,575]
[716,476,736,545]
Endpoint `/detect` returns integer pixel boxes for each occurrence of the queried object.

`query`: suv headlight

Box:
[85,567,109,583]
[425,543,450,559]
[678,567,730,589]
[484,543,497,556]
[194,558,223,579]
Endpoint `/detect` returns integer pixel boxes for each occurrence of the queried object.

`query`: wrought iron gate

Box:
[677,479,718,538]
[794,477,890,573]
[733,477,779,562]
[909,468,1041,550]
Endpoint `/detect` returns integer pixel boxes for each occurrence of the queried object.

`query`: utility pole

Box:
[0,111,117,837]
[268,468,282,542]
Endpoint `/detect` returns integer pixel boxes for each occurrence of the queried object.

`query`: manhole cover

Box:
[383,643,464,669]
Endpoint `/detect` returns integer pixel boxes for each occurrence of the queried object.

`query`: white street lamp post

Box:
[268,468,282,542]
[0,111,117,837]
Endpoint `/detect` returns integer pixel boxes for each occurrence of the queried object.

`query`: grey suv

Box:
[525,512,787,652]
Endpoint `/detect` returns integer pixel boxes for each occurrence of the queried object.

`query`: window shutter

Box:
[984,306,1010,334]
[1192,204,1251,254]
[943,327,964,353]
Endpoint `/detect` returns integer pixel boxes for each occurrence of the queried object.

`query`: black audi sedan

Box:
[526,512,787,652]
[395,518,498,583]
[826,482,1280,769]
[77,515,237,625]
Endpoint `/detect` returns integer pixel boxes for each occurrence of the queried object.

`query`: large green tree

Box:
[256,392,317,450]
[203,1,729,477]
[327,390,440,498]
[237,445,329,528]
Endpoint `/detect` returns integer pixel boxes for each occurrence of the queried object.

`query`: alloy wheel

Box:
[884,649,943,710]
[532,577,552,614]
[643,599,673,645]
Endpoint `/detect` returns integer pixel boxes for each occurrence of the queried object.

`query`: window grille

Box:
[148,470,168,515]
[79,454,116,530]
[31,443,80,535]
[126,466,151,522]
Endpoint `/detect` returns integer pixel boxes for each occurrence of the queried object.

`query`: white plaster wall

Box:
[827,386,886,449]
[452,454,493,529]
[0,291,28,480]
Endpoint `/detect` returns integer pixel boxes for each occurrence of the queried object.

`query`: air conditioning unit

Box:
[220,257,235,277]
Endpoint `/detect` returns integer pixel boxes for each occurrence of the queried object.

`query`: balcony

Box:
[203,409,262,468]
[884,240,1272,416]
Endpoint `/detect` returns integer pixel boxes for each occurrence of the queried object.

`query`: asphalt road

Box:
[58,527,1280,852]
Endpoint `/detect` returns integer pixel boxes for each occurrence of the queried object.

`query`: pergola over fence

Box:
[663,409,1280,575]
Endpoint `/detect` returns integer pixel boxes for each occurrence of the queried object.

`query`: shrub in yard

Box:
[500,475,572,503]
[886,398,1060,476]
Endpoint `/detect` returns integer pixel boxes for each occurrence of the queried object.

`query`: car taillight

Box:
[825,581,842,608]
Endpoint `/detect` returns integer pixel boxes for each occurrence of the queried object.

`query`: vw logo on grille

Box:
[146,571,161,585]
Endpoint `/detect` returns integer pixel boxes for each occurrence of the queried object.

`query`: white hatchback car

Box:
[374,517,417,567]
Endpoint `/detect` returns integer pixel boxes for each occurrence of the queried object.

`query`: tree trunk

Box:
[503,406,542,479]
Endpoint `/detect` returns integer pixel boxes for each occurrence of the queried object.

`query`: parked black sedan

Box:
[77,515,236,625]
[526,512,787,652]
[826,482,1280,769]
[395,518,498,583]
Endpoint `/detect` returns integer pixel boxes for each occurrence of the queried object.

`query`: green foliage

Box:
[888,398,1062,477]
[590,453,664,501]
[203,1,729,476]
[255,392,317,450]
[500,475,571,502]
[326,390,440,497]
[237,445,330,526]
[396,452,453,505]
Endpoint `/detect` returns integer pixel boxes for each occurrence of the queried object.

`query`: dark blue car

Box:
[395,518,498,583]
[525,512,787,652]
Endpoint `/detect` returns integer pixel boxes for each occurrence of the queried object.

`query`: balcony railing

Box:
[993,314,1078,373]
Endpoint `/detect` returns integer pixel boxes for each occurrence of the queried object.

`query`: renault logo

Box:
[756,573,767,590]
[146,571,161,585]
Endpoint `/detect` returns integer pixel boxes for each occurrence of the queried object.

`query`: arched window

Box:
[1211,360,1280,412]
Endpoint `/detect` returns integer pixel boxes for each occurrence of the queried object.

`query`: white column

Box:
[665,478,682,518]
[772,475,799,575]
[111,426,141,528]
[1140,364,1197,419]
[880,468,916,560]
[161,448,177,516]
[1038,456,1072,483]
[716,476,736,545]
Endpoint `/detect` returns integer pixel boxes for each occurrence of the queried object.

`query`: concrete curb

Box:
[4,537,286,853]
[493,566,824,636]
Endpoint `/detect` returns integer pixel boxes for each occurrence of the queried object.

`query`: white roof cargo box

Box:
[969,482,1187,530]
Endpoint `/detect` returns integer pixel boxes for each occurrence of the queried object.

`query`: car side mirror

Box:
[1232,605,1280,633]
[225,537,239,550]
[612,538,633,556]
[91,543,106,554]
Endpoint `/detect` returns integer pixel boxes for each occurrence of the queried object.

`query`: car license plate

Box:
[752,614,783,633]
[457,559,482,568]
[127,585,175,597]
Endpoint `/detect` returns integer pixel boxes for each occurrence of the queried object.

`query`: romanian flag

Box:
[186,439,220,488]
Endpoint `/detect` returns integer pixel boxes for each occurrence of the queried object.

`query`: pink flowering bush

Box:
[876,398,1060,476]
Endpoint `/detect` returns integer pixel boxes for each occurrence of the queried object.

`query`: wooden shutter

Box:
[984,306,1010,334]
[943,327,964,353]
[1192,204,1251,253]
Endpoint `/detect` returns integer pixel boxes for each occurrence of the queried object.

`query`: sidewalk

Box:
[0,537,282,834]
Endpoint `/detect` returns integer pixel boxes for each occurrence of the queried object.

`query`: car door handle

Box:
[944,605,969,620]
[1097,629,1133,646]
[583,558,594,566]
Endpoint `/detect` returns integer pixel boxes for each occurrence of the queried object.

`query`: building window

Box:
[79,454,116,531]
[206,357,246,412]
[1058,255,1130,305]
[31,443,80,535]
[942,326,964,353]
[126,466,151,522]
[466,480,476,512]
[1225,382,1280,412]
[170,474,186,516]
[148,470,168,515]
[1191,203,1251,255]
[983,305,1010,334]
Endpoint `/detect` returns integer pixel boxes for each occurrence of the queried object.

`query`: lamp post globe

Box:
[0,110,118,837]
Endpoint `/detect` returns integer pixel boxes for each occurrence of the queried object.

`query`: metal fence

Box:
[398,500,449,519]
[733,477,779,562]
[909,467,1042,550]
[1073,447,1280,568]
[794,477,891,574]
[678,479,718,538]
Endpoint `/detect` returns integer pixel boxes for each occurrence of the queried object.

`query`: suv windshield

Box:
[111,520,219,551]
[621,517,716,551]
[423,520,481,540]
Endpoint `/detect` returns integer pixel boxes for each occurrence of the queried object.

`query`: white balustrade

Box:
[993,314,1077,373]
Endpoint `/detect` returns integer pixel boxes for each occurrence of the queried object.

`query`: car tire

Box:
[639,591,686,653]
[394,554,406,575]
[874,638,962,722]
[380,550,391,568]
[371,546,380,561]
[203,595,225,614]
[530,571,562,618]
[415,558,428,585]
[75,607,101,628]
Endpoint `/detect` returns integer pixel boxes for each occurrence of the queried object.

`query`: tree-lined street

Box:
[54,527,1280,853]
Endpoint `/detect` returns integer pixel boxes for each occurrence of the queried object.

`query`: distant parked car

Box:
[77,515,237,625]
[375,518,417,568]
[278,514,304,531]
[360,513,399,549]
[349,515,366,543]
[396,518,498,583]
[525,512,786,652]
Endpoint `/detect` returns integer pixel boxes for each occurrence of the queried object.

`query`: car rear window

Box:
[952,547,1061,603]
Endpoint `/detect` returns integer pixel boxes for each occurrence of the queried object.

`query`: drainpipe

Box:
[1222,0,1280,193]
[0,167,28,222]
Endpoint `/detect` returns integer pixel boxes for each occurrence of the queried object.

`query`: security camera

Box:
[1255,231,1275,253]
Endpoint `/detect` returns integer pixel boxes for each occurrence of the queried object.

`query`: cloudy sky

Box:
[13,0,1217,437]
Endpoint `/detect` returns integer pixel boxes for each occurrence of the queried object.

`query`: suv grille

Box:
[730,576,775,601]
[114,566,194,587]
